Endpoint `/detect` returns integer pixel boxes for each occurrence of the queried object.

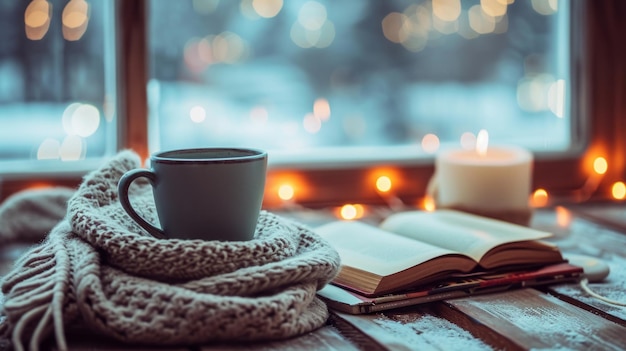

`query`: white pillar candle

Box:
[433,145,533,212]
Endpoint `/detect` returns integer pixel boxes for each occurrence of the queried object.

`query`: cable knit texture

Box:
[0,151,340,351]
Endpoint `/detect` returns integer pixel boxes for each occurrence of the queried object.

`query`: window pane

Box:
[148,0,575,165]
[0,0,116,174]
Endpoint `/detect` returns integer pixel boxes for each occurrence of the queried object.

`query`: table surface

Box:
[2,203,626,350]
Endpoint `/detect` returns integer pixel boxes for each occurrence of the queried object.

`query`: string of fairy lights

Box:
[272,154,626,221]
[24,0,90,41]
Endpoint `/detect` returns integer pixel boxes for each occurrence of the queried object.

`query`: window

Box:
[147,0,577,166]
[0,0,117,176]
[1,0,625,209]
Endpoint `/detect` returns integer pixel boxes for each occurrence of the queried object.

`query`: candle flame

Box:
[476,129,489,156]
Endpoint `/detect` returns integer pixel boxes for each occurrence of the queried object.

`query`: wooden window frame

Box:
[1,0,624,208]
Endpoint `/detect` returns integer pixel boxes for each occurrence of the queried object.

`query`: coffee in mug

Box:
[118,148,267,241]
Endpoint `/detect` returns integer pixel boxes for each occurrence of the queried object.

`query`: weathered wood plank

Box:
[199,326,360,351]
[443,288,626,351]
[570,203,626,233]
[531,207,626,323]
[4,205,626,351]
[330,308,493,351]
[532,207,626,256]
[548,261,626,323]
[51,326,356,351]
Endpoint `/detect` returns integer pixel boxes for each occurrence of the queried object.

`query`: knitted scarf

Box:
[0,151,340,351]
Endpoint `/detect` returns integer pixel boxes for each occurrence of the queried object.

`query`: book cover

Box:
[318,263,583,314]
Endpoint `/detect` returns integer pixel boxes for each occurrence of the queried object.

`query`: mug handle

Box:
[117,169,167,239]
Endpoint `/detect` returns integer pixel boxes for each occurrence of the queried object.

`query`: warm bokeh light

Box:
[460,132,476,150]
[593,157,608,175]
[339,204,364,220]
[422,196,436,212]
[555,206,571,228]
[190,106,206,123]
[421,133,440,154]
[298,1,327,30]
[212,32,246,64]
[25,0,52,40]
[476,129,489,156]
[469,5,496,35]
[27,182,55,191]
[481,0,508,17]
[184,37,210,72]
[432,0,462,22]
[313,20,335,48]
[266,172,309,207]
[368,168,402,195]
[548,79,565,118]
[382,12,408,44]
[184,32,248,71]
[612,181,626,200]
[60,135,84,161]
[72,104,100,137]
[531,0,558,16]
[196,37,212,64]
[252,0,283,18]
[289,21,316,48]
[62,103,82,135]
[532,188,549,208]
[382,0,514,49]
[37,138,61,160]
[303,113,322,134]
[291,2,335,49]
[313,98,331,121]
[401,4,430,52]
[62,0,90,41]
[433,16,458,36]
[278,184,295,201]
[376,176,392,193]
[62,103,101,137]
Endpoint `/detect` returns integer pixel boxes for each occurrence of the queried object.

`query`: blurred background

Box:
[0,0,571,169]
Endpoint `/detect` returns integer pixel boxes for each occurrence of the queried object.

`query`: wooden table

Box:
[2,203,626,350]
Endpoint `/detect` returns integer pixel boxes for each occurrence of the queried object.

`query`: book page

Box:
[315,220,462,276]
[379,210,553,262]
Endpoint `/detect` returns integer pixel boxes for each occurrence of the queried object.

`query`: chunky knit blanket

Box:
[0,151,340,351]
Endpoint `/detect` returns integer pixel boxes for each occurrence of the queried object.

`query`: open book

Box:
[315,209,564,296]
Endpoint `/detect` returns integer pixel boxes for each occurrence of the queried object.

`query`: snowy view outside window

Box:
[0,0,115,172]
[0,0,574,171]
[148,0,573,165]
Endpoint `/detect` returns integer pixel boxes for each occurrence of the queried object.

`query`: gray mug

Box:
[118,148,267,241]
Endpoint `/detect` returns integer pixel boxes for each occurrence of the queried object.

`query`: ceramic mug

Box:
[118,148,267,241]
